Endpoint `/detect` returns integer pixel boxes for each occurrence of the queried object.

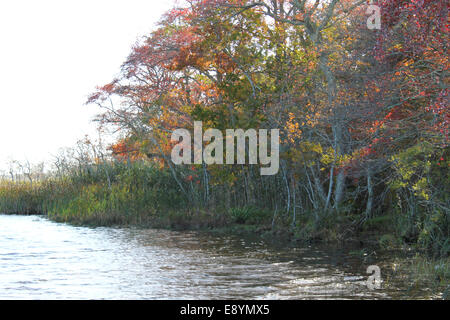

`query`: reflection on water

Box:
[0,214,427,299]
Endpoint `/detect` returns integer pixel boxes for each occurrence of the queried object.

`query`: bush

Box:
[230,206,271,224]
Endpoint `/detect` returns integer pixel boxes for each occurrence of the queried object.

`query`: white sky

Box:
[0,0,175,171]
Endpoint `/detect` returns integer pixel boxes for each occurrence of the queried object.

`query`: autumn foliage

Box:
[48,0,450,255]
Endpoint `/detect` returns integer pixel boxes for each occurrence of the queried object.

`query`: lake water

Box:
[0,214,434,299]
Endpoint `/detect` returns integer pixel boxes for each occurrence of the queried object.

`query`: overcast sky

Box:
[0,0,175,171]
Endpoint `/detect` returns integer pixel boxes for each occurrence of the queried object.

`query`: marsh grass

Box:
[0,161,448,299]
[0,181,45,215]
[383,254,450,299]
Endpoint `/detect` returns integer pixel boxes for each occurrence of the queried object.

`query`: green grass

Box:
[384,254,450,299]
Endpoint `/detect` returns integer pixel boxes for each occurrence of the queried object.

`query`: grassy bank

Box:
[1,160,448,298]
[1,161,448,250]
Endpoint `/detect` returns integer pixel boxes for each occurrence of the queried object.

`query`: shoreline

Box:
[2,211,447,299]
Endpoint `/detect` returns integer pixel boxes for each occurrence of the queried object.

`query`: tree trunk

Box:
[365,166,374,220]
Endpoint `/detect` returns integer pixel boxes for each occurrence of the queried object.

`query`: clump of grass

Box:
[0,181,45,214]
[379,234,401,249]
[387,254,450,299]
[408,255,450,286]
[363,215,395,231]
[229,206,271,225]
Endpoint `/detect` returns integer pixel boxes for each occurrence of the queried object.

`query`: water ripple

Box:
[0,214,428,299]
